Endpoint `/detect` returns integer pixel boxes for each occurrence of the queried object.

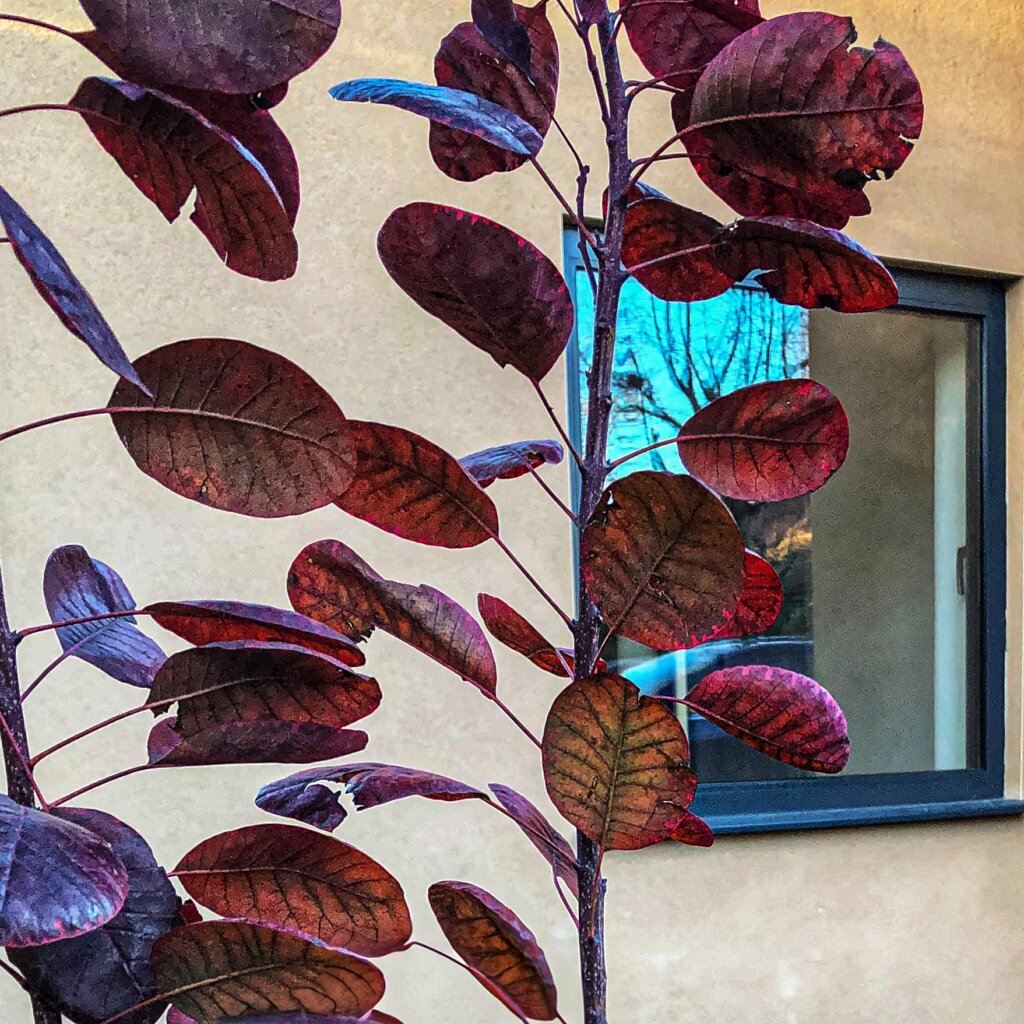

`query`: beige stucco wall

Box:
[0,1,1022,1021]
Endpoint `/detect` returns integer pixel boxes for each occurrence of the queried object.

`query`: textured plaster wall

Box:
[0,1,1022,1022]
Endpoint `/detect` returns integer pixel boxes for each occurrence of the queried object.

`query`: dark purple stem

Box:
[0,13,80,42]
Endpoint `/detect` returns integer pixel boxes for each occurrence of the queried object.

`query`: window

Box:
[564,231,1020,831]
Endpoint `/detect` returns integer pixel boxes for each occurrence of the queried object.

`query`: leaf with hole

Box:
[73,77,297,281]
[175,823,411,957]
[542,673,696,850]
[256,762,487,832]
[146,601,365,667]
[109,338,355,518]
[685,665,849,773]
[677,379,849,501]
[711,551,782,639]
[148,641,380,738]
[151,921,384,1024]
[432,2,558,180]
[460,440,564,488]
[0,795,129,947]
[429,881,558,1020]
[684,12,924,228]
[77,0,341,94]
[9,809,180,1024]
[0,185,146,392]
[329,79,543,156]
[477,594,576,678]
[289,540,497,693]
[582,471,745,651]
[337,421,498,548]
[377,203,574,382]
[44,545,165,688]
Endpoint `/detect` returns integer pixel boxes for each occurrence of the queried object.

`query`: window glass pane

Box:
[573,268,981,784]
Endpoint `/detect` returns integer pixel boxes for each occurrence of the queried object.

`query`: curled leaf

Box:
[109,338,355,518]
[460,439,564,488]
[151,921,384,1024]
[712,551,782,639]
[429,881,558,1020]
[175,823,412,957]
[377,203,574,382]
[289,540,497,693]
[542,673,696,850]
[685,665,850,773]
[581,471,745,651]
[44,545,165,688]
[337,420,499,548]
[677,379,850,501]
[478,594,574,678]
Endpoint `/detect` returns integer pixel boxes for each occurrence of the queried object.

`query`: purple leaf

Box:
[0,185,146,392]
[9,809,181,1024]
[329,79,543,156]
[0,795,129,947]
[471,0,533,77]
[460,439,565,488]
[43,545,165,688]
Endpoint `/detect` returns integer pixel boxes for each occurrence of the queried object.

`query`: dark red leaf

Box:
[460,439,565,488]
[167,1011,198,1024]
[472,0,533,76]
[542,673,696,850]
[377,203,574,382]
[288,540,497,693]
[73,77,297,281]
[146,601,365,667]
[175,823,412,957]
[337,420,499,548]
[684,12,924,228]
[180,901,203,925]
[148,718,369,767]
[0,185,146,391]
[429,881,558,1021]
[109,338,355,518]
[329,79,543,156]
[677,379,850,501]
[667,811,715,848]
[432,3,558,180]
[711,550,782,639]
[152,921,384,1024]
[77,0,341,94]
[148,641,381,738]
[487,784,578,898]
[582,471,745,651]
[256,762,487,832]
[478,594,574,678]
[44,545,165,688]
[219,1015,402,1024]
[9,809,180,1024]
[0,795,129,947]
[684,664,849,773]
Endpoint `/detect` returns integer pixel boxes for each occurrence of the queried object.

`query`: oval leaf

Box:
[44,545,165,688]
[0,795,129,947]
[377,203,574,382]
[109,338,355,518]
[0,185,146,391]
[582,471,745,651]
[9,809,181,1024]
[149,641,380,738]
[78,0,341,94]
[460,439,564,488]
[337,420,499,548]
[73,77,297,281]
[685,664,850,773]
[677,379,850,501]
[432,3,559,180]
[542,673,696,851]
[146,601,365,667]
[148,719,369,767]
[712,550,782,639]
[478,594,573,678]
[257,762,486,832]
[685,12,924,228]
[288,540,497,693]
[668,811,715,848]
[329,79,542,156]
[175,823,411,957]
[428,881,558,1021]
[151,921,384,1024]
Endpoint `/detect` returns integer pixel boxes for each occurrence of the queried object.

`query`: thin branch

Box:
[579,23,611,128]
[18,608,143,639]
[607,434,681,470]
[21,630,104,701]
[49,763,152,808]
[0,12,80,41]
[629,127,695,186]
[490,532,573,630]
[530,157,598,248]
[553,875,580,929]
[626,240,714,275]
[553,0,579,29]
[532,379,585,471]
[0,711,48,809]
[30,700,155,766]
[524,461,576,522]
[0,958,27,991]
[0,102,78,122]
[487,693,542,749]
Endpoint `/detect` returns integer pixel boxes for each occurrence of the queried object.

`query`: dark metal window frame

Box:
[563,234,1022,833]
